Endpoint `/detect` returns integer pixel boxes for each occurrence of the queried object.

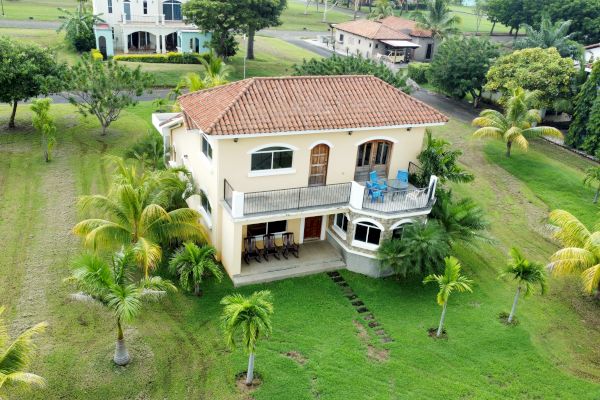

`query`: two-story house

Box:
[92,0,210,58]
[152,75,448,286]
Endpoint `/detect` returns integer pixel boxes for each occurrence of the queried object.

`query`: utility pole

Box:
[1,0,5,17]
[243,33,247,79]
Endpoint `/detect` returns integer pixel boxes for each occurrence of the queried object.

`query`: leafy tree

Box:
[547,209,600,298]
[210,30,239,59]
[472,87,563,157]
[369,0,394,19]
[584,166,600,204]
[499,247,547,323]
[242,0,287,60]
[169,242,223,296]
[431,190,489,246]
[484,47,575,109]
[30,99,58,162]
[57,7,104,52]
[64,57,153,136]
[0,306,47,397]
[293,55,409,92]
[125,130,165,170]
[411,0,461,39]
[378,221,450,278]
[486,0,538,36]
[423,256,473,337]
[543,0,600,45]
[514,16,582,59]
[221,291,274,386]
[73,157,206,278]
[567,62,600,155]
[417,130,474,184]
[0,37,66,129]
[67,250,176,365]
[177,53,231,92]
[428,36,499,108]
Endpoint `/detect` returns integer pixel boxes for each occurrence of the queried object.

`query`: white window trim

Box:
[248,168,296,178]
[352,219,383,250]
[332,224,347,240]
[198,206,212,229]
[355,136,399,146]
[247,143,299,154]
[351,239,380,251]
[352,217,384,230]
[390,218,415,231]
[309,140,334,150]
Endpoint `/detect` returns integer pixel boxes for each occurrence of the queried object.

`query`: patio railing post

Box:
[349,181,364,209]
[231,191,244,218]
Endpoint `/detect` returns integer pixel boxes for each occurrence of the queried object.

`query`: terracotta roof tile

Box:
[334,19,411,40]
[178,76,448,136]
[379,16,433,38]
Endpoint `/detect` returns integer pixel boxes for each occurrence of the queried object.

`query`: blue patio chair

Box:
[369,171,379,183]
[370,189,385,203]
[397,169,409,184]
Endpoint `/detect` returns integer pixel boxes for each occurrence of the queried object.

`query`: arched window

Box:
[162,0,182,21]
[251,146,293,171]
[353,221,381,246]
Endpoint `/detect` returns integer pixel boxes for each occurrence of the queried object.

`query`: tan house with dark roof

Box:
[152,75,448,286]
[334,16,437,62]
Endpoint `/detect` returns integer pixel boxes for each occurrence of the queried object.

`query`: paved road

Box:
[0,18,60,29]
[411,89,479,123]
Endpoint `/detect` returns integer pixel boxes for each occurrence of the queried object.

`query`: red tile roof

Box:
[178,76,448,136]
[334,19,411,40]
[379,16,433,38]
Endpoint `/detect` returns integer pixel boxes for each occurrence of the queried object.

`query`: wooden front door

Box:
[354,140,392,181]
[308,144,330,186]
[303,216,322,241]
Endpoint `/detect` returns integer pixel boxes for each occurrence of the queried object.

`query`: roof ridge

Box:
[204,78,257,134]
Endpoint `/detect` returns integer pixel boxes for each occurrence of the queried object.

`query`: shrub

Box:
[113,52,210,64]
[407,62,430,84]
[90,49,103,61]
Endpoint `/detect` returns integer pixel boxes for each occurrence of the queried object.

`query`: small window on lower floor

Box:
[335,213,348,232]
[247,220,287,237]
[354,221,381,246]
[200,190,211,216]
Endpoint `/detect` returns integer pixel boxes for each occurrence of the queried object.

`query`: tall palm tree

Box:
[200,54,230,87]
[472,87,563,157]
[0,307,47,397]
[499,247,547,323]
[431,190,489,246]
[583,166,600,204]
[547,210,600,298]
[73,158,206,278]
[67,250,176,365]
[169,242,223,296]
[221,291,274,386]
[411,0,461,39]
[514,16,582,59]
[369,0,394,20]
[423,256,473,337]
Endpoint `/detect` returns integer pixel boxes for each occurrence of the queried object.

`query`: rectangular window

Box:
[354,222,381,246]
[143,0,148,14]
[247,220,287,237]
[425,43,433,60]
[250,147,293,171]
[335,213,348,232]
[339,34,344,42]
[202,136,212,160]
[375,44,379,49]
[108,0,113,13]
[200,191,211,216]
[374,142,389,165]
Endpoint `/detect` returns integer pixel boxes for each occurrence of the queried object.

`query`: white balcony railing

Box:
[121,14,165,25]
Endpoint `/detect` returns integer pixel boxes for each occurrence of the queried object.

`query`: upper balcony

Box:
[120,14,187,25]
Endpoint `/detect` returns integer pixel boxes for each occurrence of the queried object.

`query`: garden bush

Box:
[113,52,210,64]
[407,62,430,84]
[90,49,103,61]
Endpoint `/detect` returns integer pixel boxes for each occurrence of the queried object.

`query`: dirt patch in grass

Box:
[354,321,389,362]
[428,328,448,339]
[498,312,519,326]
[235,372,262,392]
[283,350,307,365]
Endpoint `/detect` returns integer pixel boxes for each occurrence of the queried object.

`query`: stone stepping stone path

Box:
[326,271,393,343]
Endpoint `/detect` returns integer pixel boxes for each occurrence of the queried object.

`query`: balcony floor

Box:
[232,240,345,287]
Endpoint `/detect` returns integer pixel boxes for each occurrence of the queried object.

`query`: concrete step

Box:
[231,259,346,287]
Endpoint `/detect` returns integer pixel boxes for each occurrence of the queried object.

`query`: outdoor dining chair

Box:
[281,232,299,259]
[243,236,262,265]
[262,233,281,261]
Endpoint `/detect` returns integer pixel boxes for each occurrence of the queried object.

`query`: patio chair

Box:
[243,237,262,265]
[369,171,379,183]
[281,232,299,259]
[370,189,385,203]
[262,233,281,261]
[397,169,409,184]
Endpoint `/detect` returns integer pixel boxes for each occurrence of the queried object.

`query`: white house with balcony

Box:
[152,75,448,286]
[92,0,211,58]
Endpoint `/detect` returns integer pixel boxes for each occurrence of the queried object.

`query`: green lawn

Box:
[0,0,72,20]
[277,1,353,32]
[1,104,599,398]
[449,6,511,34]
[0,28,80,64]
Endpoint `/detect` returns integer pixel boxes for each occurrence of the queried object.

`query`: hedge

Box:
[407,62,430,84]
[113,52,210,64]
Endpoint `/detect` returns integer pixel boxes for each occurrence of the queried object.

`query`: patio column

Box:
[161,34,167,54]
[123,32,129,54]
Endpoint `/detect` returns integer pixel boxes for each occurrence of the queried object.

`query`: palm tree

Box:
[73,158,206,278]
[547,210,600,298]
[583,166,600,204]
[431,190,489,246]
[369,0,394,19]
[423,256,473,337]
[411,0,461,39]
[514,16,582,59]
[472,87,563,157]
[67,250,176,365]
[499,247,547,323]
[378,221,450,278]
[0,307,47,397]
[221,291,274,386]
[169,242,223,296]
[200,54,230,87]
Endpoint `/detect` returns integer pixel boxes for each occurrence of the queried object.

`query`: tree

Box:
[169,242,223,296]
[411,0,461,39]
[547,209,600,298]
[378,221,450,278]
[428,37,499,108]
[431,190,489,246]
[567,62,600,155]
[242,0,287,60]
[369,0,394,19]
[125,130,165,171]
[72,158,206,278]
[484,47,575,109]
[210,30,239,59]
[57,7,104,52]
[473,0,488,35]
[514,16,582,59]
[584,166,600,204]
[30,99,58,162]
[178,53,231,93]
[67,250,176,365]
[543,0,600,45]
[417,130,474,185]
[486,0,538,36]
[0,306,46,397]
[472,87,563,157]
[221,291,274,386]
[423,256,473,337]
[64,57,153,136]
[499,247,547,323]
[293,55,409,92]
[0,37,66,129]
